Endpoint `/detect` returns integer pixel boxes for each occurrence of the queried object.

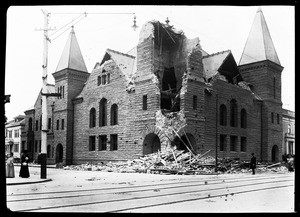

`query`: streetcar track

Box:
[12,178,293,212]
[7,175,292,202]
[7,173,291,197]
[111,184,294,213]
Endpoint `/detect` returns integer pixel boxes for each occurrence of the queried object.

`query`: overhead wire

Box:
[49,11,135,42]
[51,14,87,42]
[49,12,86,37]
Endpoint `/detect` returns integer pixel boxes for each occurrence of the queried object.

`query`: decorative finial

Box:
[132,15,138,31]
[165,17,170,26]
[257,7,262,13]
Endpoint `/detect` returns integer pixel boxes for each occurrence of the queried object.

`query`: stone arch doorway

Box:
[173,133,197,154]
[143,133,161,155]
[271,145,279,162]
[56,143,63,163]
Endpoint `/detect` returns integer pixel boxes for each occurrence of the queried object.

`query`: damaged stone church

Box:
[21,8,283,165]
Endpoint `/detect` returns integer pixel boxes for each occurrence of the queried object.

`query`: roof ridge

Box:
[202,50,231,59]
[107,48,135,59]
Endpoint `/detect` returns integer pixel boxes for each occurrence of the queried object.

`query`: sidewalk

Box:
[6,164,54,185]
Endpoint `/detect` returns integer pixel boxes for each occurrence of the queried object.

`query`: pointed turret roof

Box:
[55,27,88,73]
[239,7,281,66]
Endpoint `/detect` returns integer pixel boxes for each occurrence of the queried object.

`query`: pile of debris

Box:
[63,148,291,175]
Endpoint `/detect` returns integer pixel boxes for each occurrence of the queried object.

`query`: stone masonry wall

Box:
[204,78,262,161]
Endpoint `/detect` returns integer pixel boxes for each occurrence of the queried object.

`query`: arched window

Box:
[99,98,107,127]
[240,108,247,128]
[111,104,118,125]
[230,99,238,127]
[219,104,227,126]
[28,117,33,131]
[89,108,96,128]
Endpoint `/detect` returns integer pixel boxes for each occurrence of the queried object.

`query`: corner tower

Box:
[238,8,283,162]
[52,27,89,165]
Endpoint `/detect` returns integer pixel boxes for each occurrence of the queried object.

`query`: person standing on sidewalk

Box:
[6,152,15,178]
[250,153,257,175]
[19,150,30,178]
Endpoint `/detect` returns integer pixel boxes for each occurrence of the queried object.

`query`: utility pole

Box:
[215,93,218,172]
[36,9,57,179]
[40,9,50,179]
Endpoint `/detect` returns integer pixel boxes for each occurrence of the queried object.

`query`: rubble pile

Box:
[63,148,292,175]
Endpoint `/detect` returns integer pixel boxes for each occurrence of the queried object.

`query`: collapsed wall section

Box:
[134,20,206,155]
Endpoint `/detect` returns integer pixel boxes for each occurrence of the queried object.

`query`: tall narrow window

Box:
[111,104,118,125]
[241,137,247,152]
[240,108,247,128]
[230,99,238,127]
[97,76,101,86]
[230,135,237,152]
[61,119,64,130]
[56,120,59,130]
[40,115,42,130]
[28,117,33,131]
[48,118,51,130]
[89,136,96,151]
[39,140,41,152]
[36,120,39,131]
[47,145,51,158]
[271,112,274,123]
[193,95,197,110]
[22,141,26,152]
[58,87,60,99]
[14,143,19,152]
[107,73,110,84]
[143,95,147,110]
[89,108,96,128]
[220,134,227,151]
[99,135,107,151]
[102,75,107,85]
[60,86,62,99]
[110,134,118,151]
[277,113,280,124]
[99,98,107,127]
[62,86,65,98]
[220,104,227,126]
[273,77,276,99]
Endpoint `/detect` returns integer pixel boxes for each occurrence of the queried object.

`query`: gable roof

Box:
[239,7,281,66]
[202,50,241,83]
[100,48,136,80]
[202,50,231,79]
[6,117,25,128]
[55,27,88,73]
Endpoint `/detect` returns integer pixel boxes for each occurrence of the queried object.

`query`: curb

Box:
[6,178,52,186]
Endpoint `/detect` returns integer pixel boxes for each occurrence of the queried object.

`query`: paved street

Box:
[6,166,294,213]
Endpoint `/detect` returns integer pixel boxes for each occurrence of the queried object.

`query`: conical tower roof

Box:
[239,7,281,66]
[55,27,88,73]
